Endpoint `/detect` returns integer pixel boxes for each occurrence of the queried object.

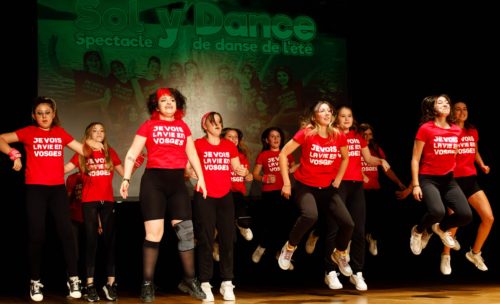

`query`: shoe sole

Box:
[465,253,488,271]
[30,295,43,302]
[324,277,342,290]
[350,278,368,291]
[103,287,116,301]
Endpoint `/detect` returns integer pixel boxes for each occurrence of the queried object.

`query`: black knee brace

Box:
[174,220,195,251]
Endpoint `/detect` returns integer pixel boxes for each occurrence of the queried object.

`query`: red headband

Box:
[201,112,211,130]
[156,88,172,99]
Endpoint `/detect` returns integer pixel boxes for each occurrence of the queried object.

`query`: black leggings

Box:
[337,181,366,273]
[417,173,472,232]
[291,182,354,272]
[82,201,116,278]
[26,185,78,280]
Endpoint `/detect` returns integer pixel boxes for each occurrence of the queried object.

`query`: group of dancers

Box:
[0,90,492,303]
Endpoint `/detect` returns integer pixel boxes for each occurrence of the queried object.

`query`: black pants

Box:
[82,201,116,278]
[337,181,366,273]
[417,173,472,232]
[26,185,78,280]
[193,192,235,282]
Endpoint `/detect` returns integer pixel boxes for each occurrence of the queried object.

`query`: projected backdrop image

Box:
[38,0,347,198]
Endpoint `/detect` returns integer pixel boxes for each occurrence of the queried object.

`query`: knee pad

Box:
[237,216,252,229]
[174,220,195,251]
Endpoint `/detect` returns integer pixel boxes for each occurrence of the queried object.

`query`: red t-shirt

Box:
[255,150,294,192]
[293,128,347,188]
[70,148,122,202]
[136,119,191,169]
[231,152,249,195]
[416,121,461,175]
[454,127,478,178]
[342,130,367,181]
[16,126,74,185]
[66,172,84,223]
[362,146,386,190]
[195,138,238,198]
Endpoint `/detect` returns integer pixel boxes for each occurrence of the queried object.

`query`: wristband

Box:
[8,148,21,161]
[123,178,130,183]
[413,185,420,189]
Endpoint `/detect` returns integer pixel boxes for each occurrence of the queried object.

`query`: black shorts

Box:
[139,169,191,221]
[455,175,481,199]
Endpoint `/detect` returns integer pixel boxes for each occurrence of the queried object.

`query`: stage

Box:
[2,282,500,303]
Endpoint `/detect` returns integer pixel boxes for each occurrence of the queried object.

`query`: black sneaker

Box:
[103,282,118,301]
[178,277,206,300]
[30,280,44,302]
[81,284,88,300]
[67,277,82,299]
[140,281,155,303]
[86,284,100,302]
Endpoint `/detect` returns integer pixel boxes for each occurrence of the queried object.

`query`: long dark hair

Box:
[260,127,285,151]
[420,94,454,125]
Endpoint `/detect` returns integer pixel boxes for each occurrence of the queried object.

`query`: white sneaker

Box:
[451,236,461,251]
[278,241,296,270]
[305,230,319,254]
[366,234,378,256]
[440,254,452,275]
[275,251,295,271]
[410,225,423,255]
[349,272,368,291]
[67,276,82,299]
[212,242,220,262]
[30,280,44,302]
[220,281,235,301]
[431,223,455,248]
[466,249,488,271]
[324,271,343,289]
[237,225,253,241]
[331,249,353,277]
[252,245,266,263]
[200,282,214,302]
[421,229,433,250]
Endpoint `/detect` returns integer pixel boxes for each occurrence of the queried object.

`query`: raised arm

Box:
[67,139,102,158]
